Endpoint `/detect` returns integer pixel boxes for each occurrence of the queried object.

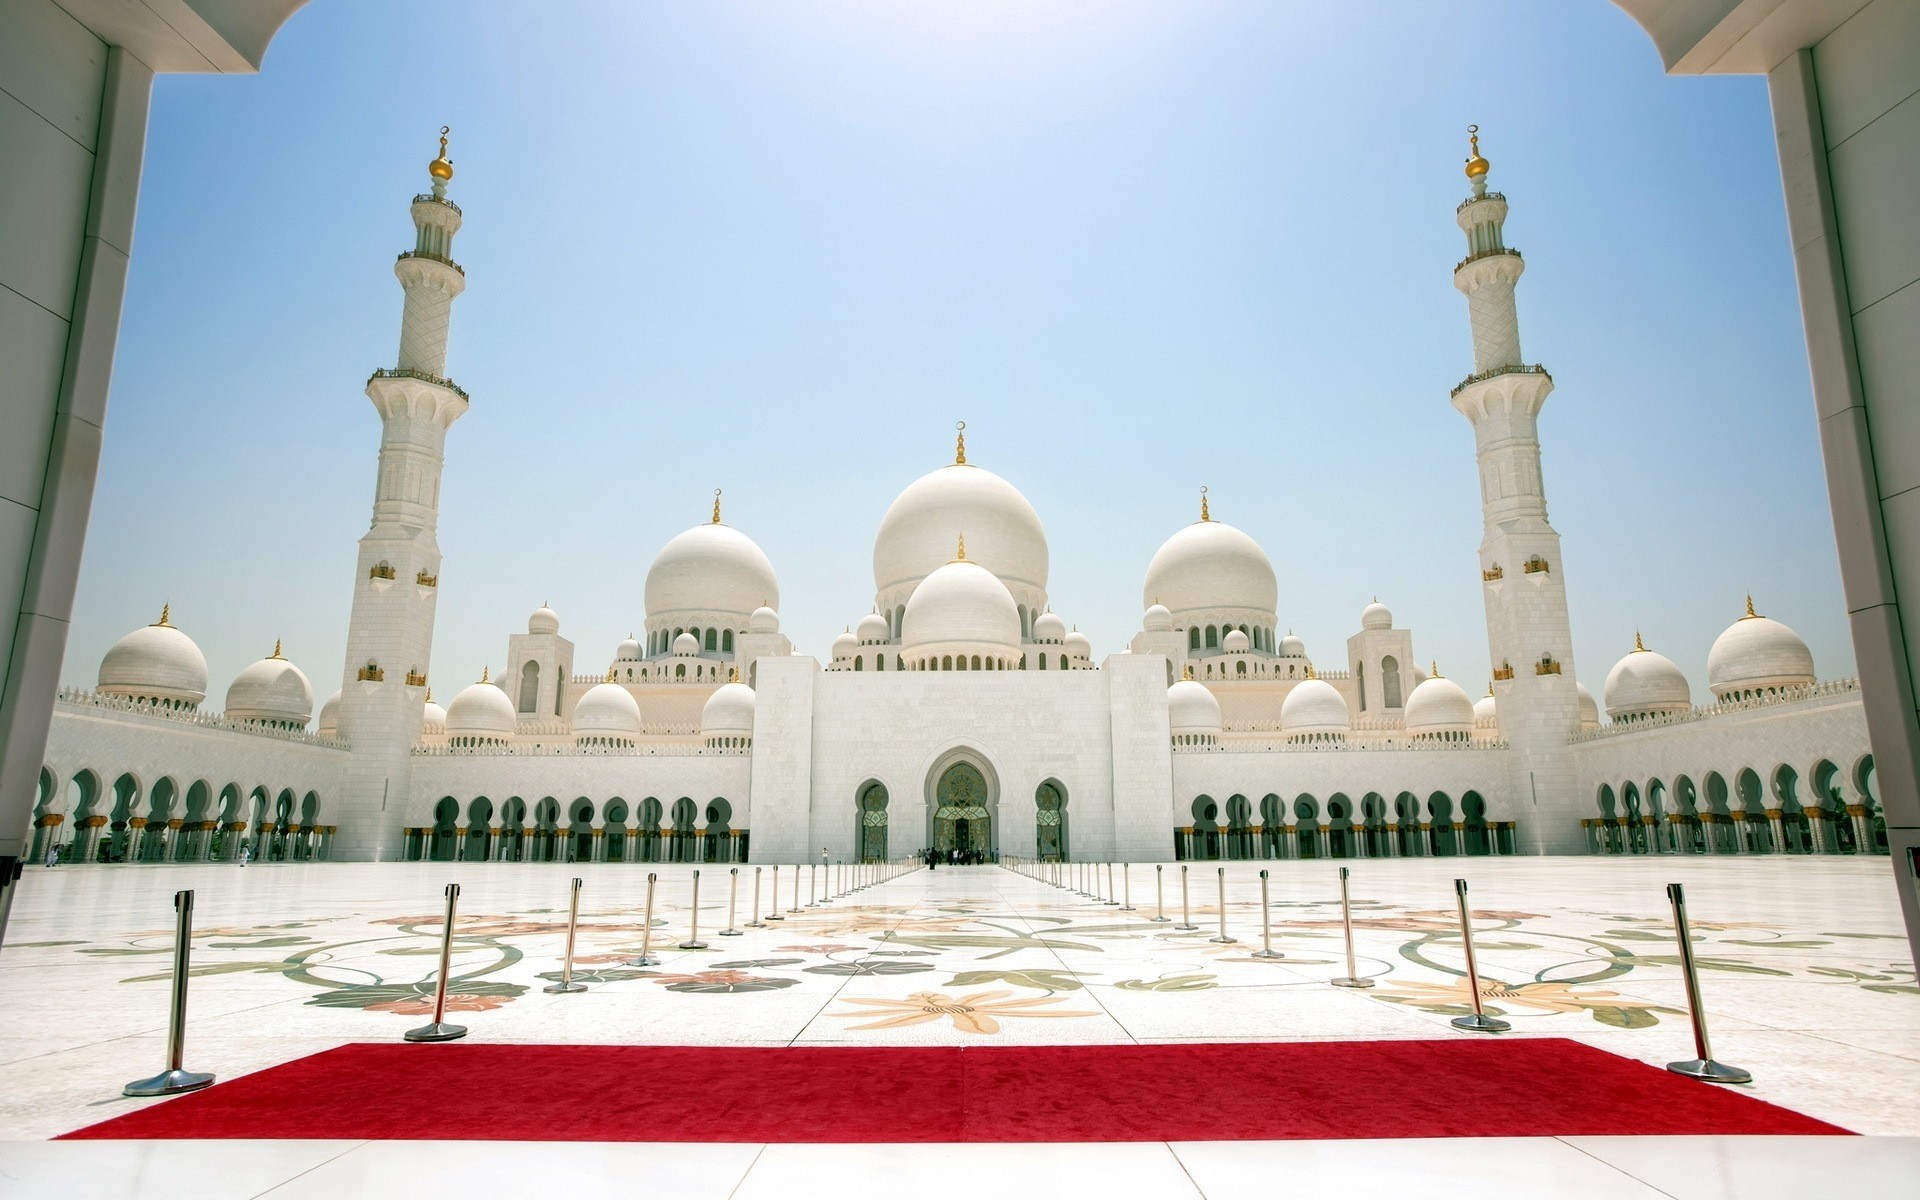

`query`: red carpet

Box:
[63,1039,1847,1142]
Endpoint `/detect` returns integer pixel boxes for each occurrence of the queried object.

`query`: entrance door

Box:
[933,761,992,855]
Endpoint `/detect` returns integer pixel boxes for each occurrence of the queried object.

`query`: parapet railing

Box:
[367,367,469,400]
[1451,363,1551,398]
[55,687,348,749]
[1571,678,1861,743]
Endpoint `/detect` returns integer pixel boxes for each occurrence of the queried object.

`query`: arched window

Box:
[704,629,717,652]
[1382,656,1401,708]
[942,655,953,670]
[1039,653,1047,670]
[1205,626,1218,648]
[876,654,885,671]
[1188,628,1200,650]
[722,630,733,651]
[1356,661,1367,711]
[675,663,686,679]
[971,655,982,670]
[1236,661,1246,676]
[1059,654,1067,670]
[518,661,540,713]
[853,656,864,671]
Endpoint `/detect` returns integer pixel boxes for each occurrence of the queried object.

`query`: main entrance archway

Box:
[931,761,994,856]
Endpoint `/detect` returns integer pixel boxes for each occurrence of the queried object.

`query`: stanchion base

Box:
[1103,900,1120,906]
[1252,949,1286,960]
[1119,905,1136,912]
[543,981,588,994]
[719,928,743,937]
[746,921,767,928]
[1331,976,1375,989]
[123,1068,215,1097]
[766,914,785,921]
[1449,1013,1510,1033]
[1175,923,1200,932]
[1209,935,1237,944]
[403,1021,469,1043]
[678,940,708,950]
[624,955,661,967]
[1667,1058,1752,1084]
[1149,916,1171,923]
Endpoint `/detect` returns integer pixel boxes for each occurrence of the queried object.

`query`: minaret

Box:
[1448,127,1580,853]
[335,128,471,859]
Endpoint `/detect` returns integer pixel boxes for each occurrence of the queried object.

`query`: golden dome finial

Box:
[270,638,284,660]
[606,666,617,683]
[1305,662,1317,680]
[1464,124,1489,180]
[711,488,722,525]
[1182,662,1195,681]
[1744,594,1759,620]
[154,603,171,628]
[429,125,454,183]
[1486,681,1494,696]
[954,421,967,466]
[1634,630,1646,652]
[1430,660,1442,678]
[479,664,490,684]
[1199,485,1211,522]
[955,533,967,562]
[426,687,434,703]
[729,667,740,684]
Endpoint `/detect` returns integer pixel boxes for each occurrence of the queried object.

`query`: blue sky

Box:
[68,0,1848,709]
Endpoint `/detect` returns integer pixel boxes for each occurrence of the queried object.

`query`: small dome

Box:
[1360,600,1393,631]
[1472,691,1497,725]
[1404,673,1474,737]
[224,644,313,727]
[902,557,1021,650]
[1281,678,1349,736]
[749,606,780,634]
[1278,633,1306,657]
[528,605,560,636]
[98,608,209,707]
[857,612,891,644]
[573,680,641,739]
[1142,517,1278,618]
[422,694,447,731]
[1143,603,1173,632]
[1064,630,1092,660]
[1603,638,1691,720]
[832,629,858,660]
[1576,683,1601,731]
[1167,677,1222,736]
[615,635,642,661]
[701,680,756,735]
[446,676,516,739]
[645,520,780,621]
[1222,629,1249,653]
[1706,601,1815,698]
[1033,612,1066,643]
[317,690,342,737]
[673,631,699,656]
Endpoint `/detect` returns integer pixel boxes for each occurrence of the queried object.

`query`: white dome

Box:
[832,630,858,660]
[901,558,1021,650]
[615,635,642,661]
[874,462,1048,599]
[1033,612,1066,643]
[673,631,699,656]
[1707,606,1815,697]
[421,695,447,731]
[528,605,560,636]
[749,605,780,634]
[1472,692,1497,725]
[1222,629,1249,653]
[98,611,208,707]
[573,681,641,739]
[1279,633,1306,657]
[1167,678,1222,735]
[1603,641,1691,719]
[318,690,342,737]
[1142,518,1278,617]
[446,678,516,738]
[1404,674,1475,736]
[1143,603,1173,632]
[1281,678,1349,736]
[224,646,313,727]
[1361,601,1393,631]
[856,612,891,644]
[1064,630,1092,659]
[645,521,779,620]
[702,681,756,734]
[1576,683,1601,731]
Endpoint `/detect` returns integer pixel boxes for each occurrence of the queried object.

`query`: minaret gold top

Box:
[954,421,967,466]
[1464,124,1489,179]
[429,126,454,182]
[712,488,722,525]
[955,533,967,562]
[1199,485,1211,522]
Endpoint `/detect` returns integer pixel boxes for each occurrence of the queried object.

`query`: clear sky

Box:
[67,0,1850,712]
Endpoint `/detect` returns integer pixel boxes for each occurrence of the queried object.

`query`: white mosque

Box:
[26,131,1884,870]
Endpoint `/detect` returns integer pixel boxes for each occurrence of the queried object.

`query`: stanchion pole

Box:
[404,883,470,1042]
[1448,878,1507,1033]
[124,889,216,1094]
[790,862,803,913]
[748,866,766,928]
[720,867,743,936]
[1664,882,1752,1083]
[1253,870,1282,959]
[767,864,785,921]
[1152,864,1169,922]
[1210,867,1235,943]
[807,863,820,907]
[1104,862,1119,905]
[627,872,661,966]
[1331,866,1371,988]
[681,869,709,949]
[1120,863,1135,911]
[1177,864,1198,930]
[545,876,588,994]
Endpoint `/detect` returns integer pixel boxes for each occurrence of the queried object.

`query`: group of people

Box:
[921,846,991,869]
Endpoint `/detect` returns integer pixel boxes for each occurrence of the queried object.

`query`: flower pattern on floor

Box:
[834,990,1097,1034]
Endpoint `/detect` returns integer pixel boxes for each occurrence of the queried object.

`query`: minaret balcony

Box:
[367,367,469,400]
[397,249,464,276]
[1453,246,1521,274]
[1450,362,1551,399]
[412,193,463,216]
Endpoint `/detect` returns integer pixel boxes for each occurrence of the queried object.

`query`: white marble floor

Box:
[0,856,1915,1196]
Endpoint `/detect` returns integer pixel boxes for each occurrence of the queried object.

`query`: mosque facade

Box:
[24,134,1886,868]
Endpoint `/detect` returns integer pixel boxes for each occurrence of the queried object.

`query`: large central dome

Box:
[1142,517,1277,617]
[645,521,780,620]
[873,462,1048,599]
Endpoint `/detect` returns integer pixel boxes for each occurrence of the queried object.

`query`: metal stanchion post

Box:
[1152,864,1169,922]
[680,869,709,949]
[807,863,820,906]
[1331,866,1371,988]
[1448,878,1508,1032]
[1177,864,1198,930]
[627,872,661,966]
[748,866,766,928]
[1120,863,1135,911]
[405,883,470,1042]
[790,862,803,913]
[1664,882,1752,1083]
[1253,870,1282,959]
[720,867,743,936]
[1105,862,1119,905]
[1210,867,1236,943]
[767,864,785,921]
[545,876,588,994]
[124,889,216,1095]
